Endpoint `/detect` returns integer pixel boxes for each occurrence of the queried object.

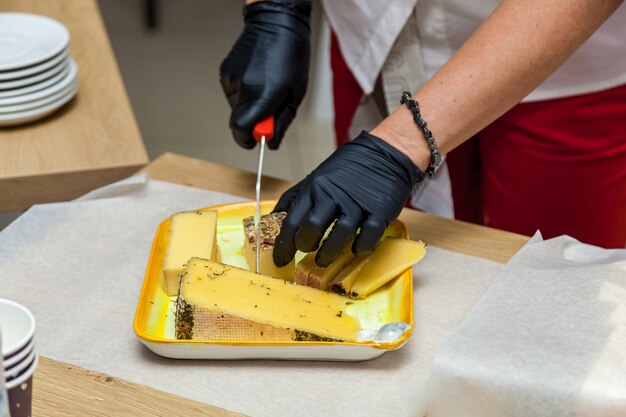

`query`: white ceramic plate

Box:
[0,77,76,114]
[0,58,68,90]
[0,62,70,99]
[0,60,76,106]
[0,83,77,126]
[0,13,69,71]
[0,48,68,81]
[0,80,76,114]
[143,341,392,361]
[135,201,415,361]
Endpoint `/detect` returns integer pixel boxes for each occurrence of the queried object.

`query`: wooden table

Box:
[32,153,529,416]
[0,0,148,211]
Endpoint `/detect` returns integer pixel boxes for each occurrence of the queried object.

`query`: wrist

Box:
[370,109,431,172]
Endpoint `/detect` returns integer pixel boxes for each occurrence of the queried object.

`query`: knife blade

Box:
[252,116,275,274]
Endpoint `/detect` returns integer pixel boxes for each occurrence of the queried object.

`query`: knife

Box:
[252,116,275,274]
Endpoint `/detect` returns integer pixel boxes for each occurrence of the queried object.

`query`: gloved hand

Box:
[273,131,423,267]
[220,0,311,150]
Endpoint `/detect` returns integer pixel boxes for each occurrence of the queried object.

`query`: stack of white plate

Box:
[0,13,78,127]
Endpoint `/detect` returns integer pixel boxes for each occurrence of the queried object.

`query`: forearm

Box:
[373,0,623,170]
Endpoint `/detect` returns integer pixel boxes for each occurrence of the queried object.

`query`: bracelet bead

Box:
[400,91,441,179]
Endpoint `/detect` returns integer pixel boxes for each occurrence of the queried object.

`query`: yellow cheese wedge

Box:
[330,255,370,295]
[162,210,218,296]
[349,238,426,299]
[175,258,362,341]
[243,213,294,281]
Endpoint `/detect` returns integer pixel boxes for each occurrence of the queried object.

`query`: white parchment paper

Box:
[0,175,503,417]
[425,233,626,417]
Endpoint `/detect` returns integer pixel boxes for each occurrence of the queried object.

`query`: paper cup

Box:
[6,353,38,417]
[0,299,36,359]
[3,337,35,370]
[4,348,36,382]
[1,330,12,417]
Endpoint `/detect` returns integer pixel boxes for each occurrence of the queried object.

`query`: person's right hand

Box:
[219,1,311,150]
[272,131,423,268]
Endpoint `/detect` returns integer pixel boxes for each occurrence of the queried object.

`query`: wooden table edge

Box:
[34,356,247,417]
[0,161,147,211]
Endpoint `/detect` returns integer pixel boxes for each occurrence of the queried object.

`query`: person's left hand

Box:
[272,131,423,268]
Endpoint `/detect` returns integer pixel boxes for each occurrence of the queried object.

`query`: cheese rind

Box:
[162,210,218,296]
[294,251,316,285]
[307,248,355,290]
[349,238,426,299]
[330,256,370,295]
[243,213,294,281]
[294,245,355,290]
[175,258,361,341]
[175,303,294,341]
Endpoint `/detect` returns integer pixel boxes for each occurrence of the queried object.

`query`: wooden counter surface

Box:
[32,153,529,416]
[0,0,148,211]
[33,357,245,417]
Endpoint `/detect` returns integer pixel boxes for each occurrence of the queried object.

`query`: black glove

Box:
[220,1,311,150]
[273,131,423,267]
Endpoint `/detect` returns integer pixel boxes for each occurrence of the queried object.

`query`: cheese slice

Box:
[175,258,361,341]
[294,251,316,286]
[349,238,426,299]
[243,213,294,281]
[162,210,218,296]
[294,245,356,290]
[307,248,356,290]
[330,255,370,295]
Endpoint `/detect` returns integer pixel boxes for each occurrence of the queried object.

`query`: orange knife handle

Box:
[253,116,275,143]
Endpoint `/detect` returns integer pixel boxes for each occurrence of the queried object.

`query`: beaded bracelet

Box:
[400,91,442,179]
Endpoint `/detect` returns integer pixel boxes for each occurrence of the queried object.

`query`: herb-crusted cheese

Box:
[162,210,218,296]
[243,212,294,281]
[175,258,361,341]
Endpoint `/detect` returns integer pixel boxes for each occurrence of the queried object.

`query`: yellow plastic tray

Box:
[133,201,414,361]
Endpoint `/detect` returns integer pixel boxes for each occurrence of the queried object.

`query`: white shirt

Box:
[322,0,626,101]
